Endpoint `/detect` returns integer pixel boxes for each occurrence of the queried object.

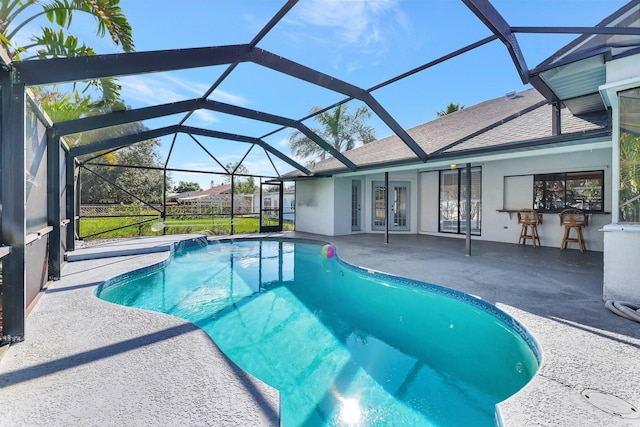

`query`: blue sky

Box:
[24,0,631,189]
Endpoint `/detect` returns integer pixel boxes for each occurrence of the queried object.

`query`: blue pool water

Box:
[97,239,539,426]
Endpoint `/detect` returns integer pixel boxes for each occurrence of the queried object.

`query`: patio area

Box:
[0,232,639,426]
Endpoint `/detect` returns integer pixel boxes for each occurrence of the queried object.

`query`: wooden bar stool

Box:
[517,208,542,247]
[559,208,588,252]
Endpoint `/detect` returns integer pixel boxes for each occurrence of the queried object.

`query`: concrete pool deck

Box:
[0,234,280,427]
[1,232,639,425]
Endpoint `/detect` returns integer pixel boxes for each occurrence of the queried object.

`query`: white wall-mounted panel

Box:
[295,178,335,235]
[604,226,640,301]
[419,171,439,233]
[334,176,353,236]
[503,175,533,211]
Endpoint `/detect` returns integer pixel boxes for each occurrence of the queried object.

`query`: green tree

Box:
[235,177,256,195]
[32,85,93,121]
[224,162,257,194]
[619,131,640,222]
[174,181,202,193]
[80,138,167,204]
[288,104,376,164]
[437,102,465,117]
[619,89,640,222]
[1,0,134,105]
[78,114,168,205]
[36,87,167,204]
[111,139,165,204]
[34,85,117,164]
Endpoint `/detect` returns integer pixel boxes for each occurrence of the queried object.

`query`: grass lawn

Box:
[79,216,293,240]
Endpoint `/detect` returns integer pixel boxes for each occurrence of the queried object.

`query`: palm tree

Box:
[437,102,465,117]
[289,104,376,164]
[0,0,134,105]
[619,131,640,222]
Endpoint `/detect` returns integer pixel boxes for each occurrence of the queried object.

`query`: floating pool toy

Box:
[322,244,335,259]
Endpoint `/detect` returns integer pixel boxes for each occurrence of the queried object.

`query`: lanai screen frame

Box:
[1,0,638,341]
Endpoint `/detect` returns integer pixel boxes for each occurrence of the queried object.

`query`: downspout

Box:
[552,101,561,136]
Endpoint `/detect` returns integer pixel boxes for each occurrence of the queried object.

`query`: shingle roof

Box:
[174,183,232,200]
[450,105,608,152]
[289,88,608,177]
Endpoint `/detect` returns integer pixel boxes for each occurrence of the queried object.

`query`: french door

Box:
[372,181,410,231]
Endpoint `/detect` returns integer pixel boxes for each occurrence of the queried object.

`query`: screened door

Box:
[372,181,410,231]
[260,182,283,232]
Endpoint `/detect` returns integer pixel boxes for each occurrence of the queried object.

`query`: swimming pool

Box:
[97,238,540,426]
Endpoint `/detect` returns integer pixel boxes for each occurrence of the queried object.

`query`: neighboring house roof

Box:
[284,88,609,177]
[174,184,232,201]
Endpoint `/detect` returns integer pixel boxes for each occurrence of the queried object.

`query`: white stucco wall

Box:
[418,170,440,233]
[603,226,640,301]
[297,146,611,251]
[298,171,421,236]
[606,55,640,83]
[415,148,611,251]
[481,149,612,252]
[295,178,335,235]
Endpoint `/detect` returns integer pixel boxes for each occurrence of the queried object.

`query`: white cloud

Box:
[120,74,249,108]
[192,109,218,124]
[175,160,225,172]
[292,0,406,48]
[269,136,291,152]
[240,158,280,177]
[120,75,185,106]
[208,89,249,106]
[162,74,211,97]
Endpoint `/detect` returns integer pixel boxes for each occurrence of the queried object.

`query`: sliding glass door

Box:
[439,167,481,235]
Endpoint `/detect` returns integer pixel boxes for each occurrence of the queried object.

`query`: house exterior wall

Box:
[481,149,612,252]
[414,149,612,251]
[297,147,612,250]
[606,54,640,84]
[297,171,421,236]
